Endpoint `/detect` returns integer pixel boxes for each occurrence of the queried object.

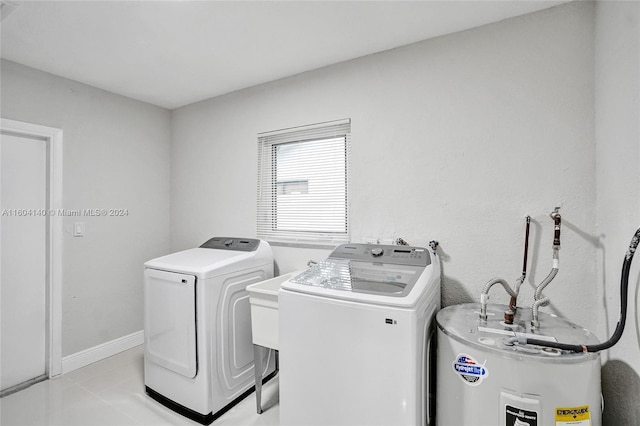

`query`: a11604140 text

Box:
[1,208,129,217]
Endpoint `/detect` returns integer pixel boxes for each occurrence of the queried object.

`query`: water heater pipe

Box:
[506,215,531,323]
[507,226,640,353]
[479,216,531,322]
[531,208,561,328]
[479,278,517,321]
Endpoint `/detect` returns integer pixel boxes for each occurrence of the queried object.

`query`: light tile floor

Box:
[0,346,280,426]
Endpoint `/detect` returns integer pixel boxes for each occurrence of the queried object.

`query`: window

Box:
[257,119,351,247]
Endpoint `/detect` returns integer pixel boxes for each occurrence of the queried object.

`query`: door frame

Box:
[1,118,63,378]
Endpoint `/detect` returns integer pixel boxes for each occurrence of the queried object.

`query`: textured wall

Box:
[172,2,597,326]
[595,1,640,424]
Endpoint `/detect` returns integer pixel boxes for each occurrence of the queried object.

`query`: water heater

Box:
[436,303,601,426]
[436,213,640,426]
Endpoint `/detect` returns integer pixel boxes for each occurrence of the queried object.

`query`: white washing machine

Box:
[279,243,441,426]
[144,237,275,424]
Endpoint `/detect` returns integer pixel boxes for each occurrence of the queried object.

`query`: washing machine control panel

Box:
[200,237,261,252]
[330,243,430,266]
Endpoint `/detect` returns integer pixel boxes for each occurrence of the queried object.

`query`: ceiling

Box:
[1,0,569,110]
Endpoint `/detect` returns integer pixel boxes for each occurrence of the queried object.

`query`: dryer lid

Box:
[144,238,272,278]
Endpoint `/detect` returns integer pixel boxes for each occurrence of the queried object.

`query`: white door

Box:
[0,132,48,393]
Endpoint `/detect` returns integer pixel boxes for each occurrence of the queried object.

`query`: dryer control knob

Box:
[224,239,234,246]
[371,248,384,257]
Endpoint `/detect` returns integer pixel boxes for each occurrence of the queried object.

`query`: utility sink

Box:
[247,271,301,350]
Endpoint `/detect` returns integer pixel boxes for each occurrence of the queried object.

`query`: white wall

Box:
[0,60,172,356]
[172,2,598,324]
[595,1,640,423]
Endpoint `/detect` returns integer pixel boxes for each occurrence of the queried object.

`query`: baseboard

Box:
[61,330,144,374]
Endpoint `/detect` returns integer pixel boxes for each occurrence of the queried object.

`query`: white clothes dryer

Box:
[144,237,275,424]
[279,243,441,426]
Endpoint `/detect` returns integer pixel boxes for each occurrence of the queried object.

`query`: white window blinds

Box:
[257,119,351,247]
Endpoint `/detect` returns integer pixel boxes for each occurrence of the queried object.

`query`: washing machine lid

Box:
[144,238,271,278]
[282,243,436,307]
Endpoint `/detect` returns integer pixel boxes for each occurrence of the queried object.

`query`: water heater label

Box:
[555,405,591,425]
[506,405,538,425]
[452,353,488,386]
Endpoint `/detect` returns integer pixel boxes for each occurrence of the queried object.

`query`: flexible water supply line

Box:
[531,296,550,328]
[530,253,559,328]
[534,254,560,300]
[506,226,640,353]
[479,278,518,321]
[530,208,561,328]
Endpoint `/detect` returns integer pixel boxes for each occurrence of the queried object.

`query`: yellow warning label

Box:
[555,405,591,425]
